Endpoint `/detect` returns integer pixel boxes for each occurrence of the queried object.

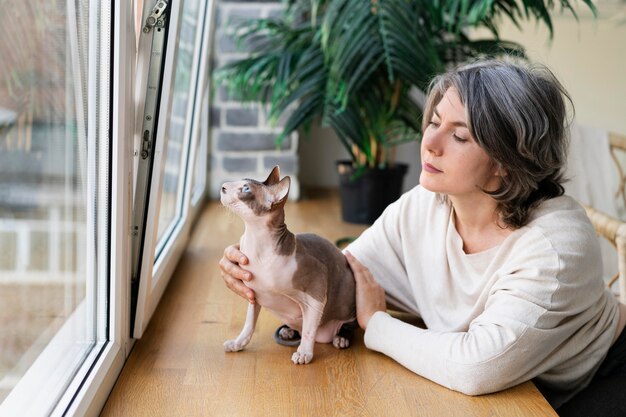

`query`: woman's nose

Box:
[423,130,443,156]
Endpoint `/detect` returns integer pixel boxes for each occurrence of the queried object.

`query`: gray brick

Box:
[217,85,245,102]
[220,56,246,66]
[210,155,219,170]
[218,85,229,102]
[210,107,221,127]
[217,29,270,55]
[217,132,290,151]
[267,7,285,20]
[226,108,258,127]
[210,57,219,72]
[223,156,257,172]
[217,32,239,54]
[224,8,261,26]
[263,155,298,174]
[215,6,223,26]
[221,0,279,3]
[246,33,271,51]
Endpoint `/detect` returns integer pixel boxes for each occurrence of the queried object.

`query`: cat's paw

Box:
[279,326,298,341]
[224,339,247,352]
[291,351,313,365]
[332,335,350,349]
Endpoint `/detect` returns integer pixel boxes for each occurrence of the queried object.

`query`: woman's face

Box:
[420,88,501,197]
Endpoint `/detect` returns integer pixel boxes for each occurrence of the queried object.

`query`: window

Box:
[0,0,112,415]
[0,0,212,413]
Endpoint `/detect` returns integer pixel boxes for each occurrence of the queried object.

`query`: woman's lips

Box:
[423,162,443,173]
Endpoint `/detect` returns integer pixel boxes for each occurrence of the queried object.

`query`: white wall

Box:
[472,2,626,136]
[298,2,626,188]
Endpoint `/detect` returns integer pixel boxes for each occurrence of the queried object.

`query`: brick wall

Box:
[209,0,300,200]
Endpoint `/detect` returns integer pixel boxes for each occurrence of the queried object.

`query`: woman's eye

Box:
[241,185,250,193]
[453,134,468,143]
[429,120,440,127]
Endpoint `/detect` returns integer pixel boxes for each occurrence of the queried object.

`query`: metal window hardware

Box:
[130,0,170,335]
[143,1,168,33]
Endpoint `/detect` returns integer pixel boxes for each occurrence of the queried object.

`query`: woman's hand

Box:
[345,251,386,330]
[218,244,256,304]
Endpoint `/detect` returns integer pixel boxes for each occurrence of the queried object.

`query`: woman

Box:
[219,59,626,416]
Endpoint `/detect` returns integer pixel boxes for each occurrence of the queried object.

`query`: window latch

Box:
[143,1,168,33]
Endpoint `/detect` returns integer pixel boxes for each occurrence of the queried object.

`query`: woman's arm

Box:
[351,247,616,397]
[344,252,527,395]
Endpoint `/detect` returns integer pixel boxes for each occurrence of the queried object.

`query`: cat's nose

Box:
[221,186,226,194]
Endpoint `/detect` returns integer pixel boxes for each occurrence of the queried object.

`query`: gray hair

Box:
[422,59,573,228]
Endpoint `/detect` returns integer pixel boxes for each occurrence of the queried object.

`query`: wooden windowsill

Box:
[101,188,556,416]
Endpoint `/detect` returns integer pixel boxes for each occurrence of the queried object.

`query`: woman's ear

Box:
[493,162,507,177]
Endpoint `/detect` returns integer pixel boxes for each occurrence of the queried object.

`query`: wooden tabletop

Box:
[101,189,557,417]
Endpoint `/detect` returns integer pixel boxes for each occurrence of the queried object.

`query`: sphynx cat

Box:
[220,166,356,364]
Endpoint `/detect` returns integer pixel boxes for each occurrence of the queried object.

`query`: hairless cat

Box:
[220,166,357,364]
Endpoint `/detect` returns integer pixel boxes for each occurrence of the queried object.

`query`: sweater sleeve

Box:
[364,310,536,395]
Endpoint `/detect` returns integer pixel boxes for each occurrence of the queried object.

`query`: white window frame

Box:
[58,0,137,414]
[132,0,214,339]
[59,0,137,414]
[0,1,135,416]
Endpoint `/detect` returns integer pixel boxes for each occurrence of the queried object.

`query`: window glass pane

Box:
[155,0,202,248]
[191,89,208,205]
[0,0,106,412]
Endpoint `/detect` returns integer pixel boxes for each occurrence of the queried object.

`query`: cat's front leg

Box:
[224,302,261,352]
[291,302,324,365]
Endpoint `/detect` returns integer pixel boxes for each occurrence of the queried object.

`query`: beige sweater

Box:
[347,186,619,408]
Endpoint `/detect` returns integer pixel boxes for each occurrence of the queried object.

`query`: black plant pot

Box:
[337,160,409,224]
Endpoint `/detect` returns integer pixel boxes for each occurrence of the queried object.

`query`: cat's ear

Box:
[263,166,281,186]
[269,176,290,208]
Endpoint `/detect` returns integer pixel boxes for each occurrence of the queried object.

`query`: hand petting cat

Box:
[345,251,387,330]
[219,244,256,304]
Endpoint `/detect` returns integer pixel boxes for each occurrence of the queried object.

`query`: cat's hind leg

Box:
[224,303,261,352]
[332,320,357,349]
[274,324,301,346]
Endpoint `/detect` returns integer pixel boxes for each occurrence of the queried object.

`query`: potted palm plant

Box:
[215,0,594,224]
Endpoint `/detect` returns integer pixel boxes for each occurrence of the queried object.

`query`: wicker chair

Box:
[581,203,626,303]
[608,132,626,211]
[581,132,626,304]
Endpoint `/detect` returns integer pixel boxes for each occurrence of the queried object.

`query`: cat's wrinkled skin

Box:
[220,166,356,364]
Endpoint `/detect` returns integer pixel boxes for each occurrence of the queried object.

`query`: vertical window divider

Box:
[84,0,100,346]
[129,0,171,336]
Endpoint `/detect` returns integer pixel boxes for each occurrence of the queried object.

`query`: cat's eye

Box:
[241,184,250,193]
